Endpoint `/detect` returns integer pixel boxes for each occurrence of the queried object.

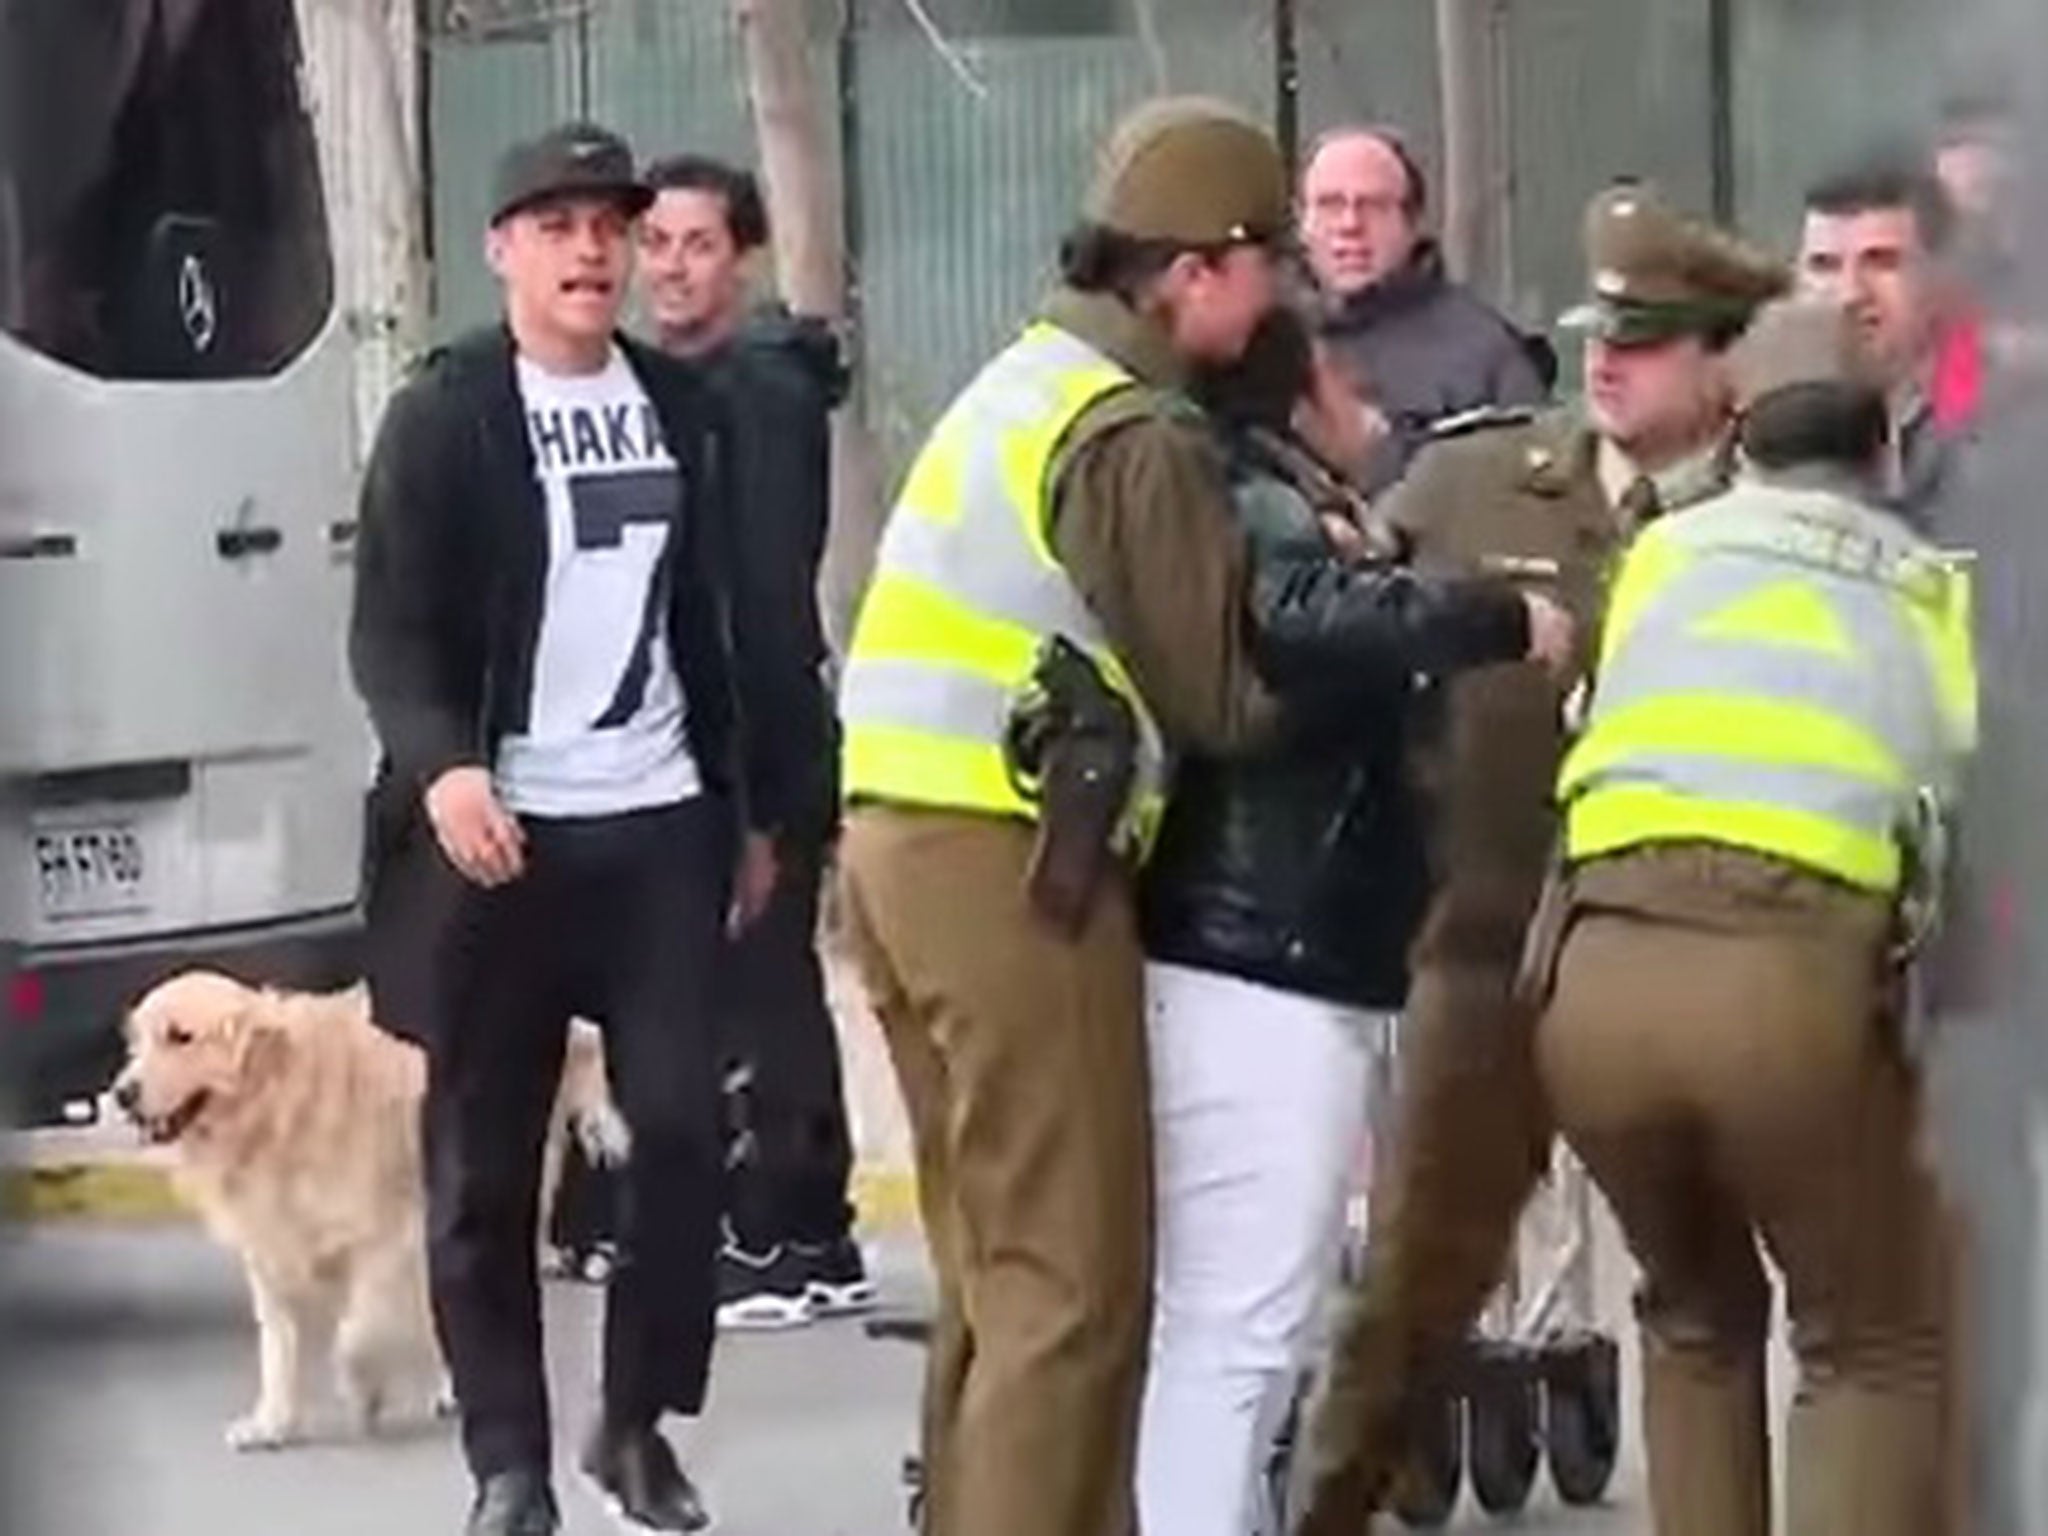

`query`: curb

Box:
[2,1157,923,1235]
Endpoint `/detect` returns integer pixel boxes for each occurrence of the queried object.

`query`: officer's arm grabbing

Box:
[1049,410,1285,755]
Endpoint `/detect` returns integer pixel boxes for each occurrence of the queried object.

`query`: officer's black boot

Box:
[465,1468,559,1536]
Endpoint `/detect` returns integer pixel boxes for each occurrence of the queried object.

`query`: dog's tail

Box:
[561,1021,632,1167]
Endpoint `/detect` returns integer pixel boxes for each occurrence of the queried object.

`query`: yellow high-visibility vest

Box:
[838,321,1168,855]
[1560,476,1977,894]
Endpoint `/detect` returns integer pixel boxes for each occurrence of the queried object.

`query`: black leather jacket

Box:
[1140,428,1528,1010]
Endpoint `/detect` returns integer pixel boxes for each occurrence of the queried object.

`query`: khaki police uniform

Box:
[1532,298,1978,1536]
[1298,186,1789,1530]
[835,98,1290,1536]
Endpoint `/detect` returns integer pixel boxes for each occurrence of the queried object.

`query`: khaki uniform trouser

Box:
[1533,845,1954,1536]
[1295,951,1551,1533]
[837,806,1151,1536]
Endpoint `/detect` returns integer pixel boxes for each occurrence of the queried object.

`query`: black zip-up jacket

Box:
[692,305,849,843]
[348,325,812,1040]
[1310,241,1551,498]
[1140,427,1530,1010]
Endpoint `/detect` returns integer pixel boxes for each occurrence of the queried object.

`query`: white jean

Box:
[1135,961,1382,1536]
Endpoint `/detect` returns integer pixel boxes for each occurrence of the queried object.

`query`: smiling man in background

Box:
[635,153,872,1333]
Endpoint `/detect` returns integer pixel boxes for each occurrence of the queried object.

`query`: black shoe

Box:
[715,1240,814,1331]
[465,1469,559,1536]
[793,1235,877,1317]
[580,1422,710,1533]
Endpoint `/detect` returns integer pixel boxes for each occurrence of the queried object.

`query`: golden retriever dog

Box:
[110,969,628,1452]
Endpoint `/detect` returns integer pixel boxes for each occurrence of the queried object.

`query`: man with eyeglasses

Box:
[1296,125,1551,497]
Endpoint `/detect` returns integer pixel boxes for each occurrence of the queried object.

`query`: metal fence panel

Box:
[1294,0,1441,185]
[589,0,758,169]
[1502,0,1716,339]
[1729,0,1949,246]
[426,25,584,338]
[852,4,1272,480]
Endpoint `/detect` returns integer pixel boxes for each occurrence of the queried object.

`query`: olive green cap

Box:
[1084,96,1290,247]
[1730,295,1886,410]
[1560,181,1790,345]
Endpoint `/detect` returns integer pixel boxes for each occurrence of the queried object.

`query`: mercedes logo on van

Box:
[177,253,219,354]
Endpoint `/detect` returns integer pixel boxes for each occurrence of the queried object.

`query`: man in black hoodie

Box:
[350,123,812,1536]
[634,154,870,1329]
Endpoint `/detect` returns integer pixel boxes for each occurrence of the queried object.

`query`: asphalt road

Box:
[0,1220,1657,1536]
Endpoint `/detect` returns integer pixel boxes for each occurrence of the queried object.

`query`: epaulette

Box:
[1428,404,1539,441]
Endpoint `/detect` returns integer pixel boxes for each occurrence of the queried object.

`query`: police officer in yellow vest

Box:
[835,98,1299,1536]
[1529,295,1978,1536]
[1297,182,1789,1532]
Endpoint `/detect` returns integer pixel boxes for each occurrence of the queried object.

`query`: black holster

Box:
[1003,636,1139,939]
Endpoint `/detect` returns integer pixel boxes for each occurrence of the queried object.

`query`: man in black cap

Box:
[350,122,809,1536]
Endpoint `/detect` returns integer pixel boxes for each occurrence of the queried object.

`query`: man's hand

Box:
[424,767,526,888]
[1522,592,1578,677]
[729,831,780,936]
[1294,344,1388,479]
[1319,512,1373,563]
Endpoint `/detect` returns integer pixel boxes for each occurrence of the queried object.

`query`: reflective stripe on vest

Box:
[839,322,1169,851]
[1560,482,1976,893]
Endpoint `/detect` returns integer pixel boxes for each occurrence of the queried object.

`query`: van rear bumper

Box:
[2,907,364,1128]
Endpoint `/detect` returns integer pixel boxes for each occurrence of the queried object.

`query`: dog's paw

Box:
[225,1412,301,1452]
[341,1388,386,1440]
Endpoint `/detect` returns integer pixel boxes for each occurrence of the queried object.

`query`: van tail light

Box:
[8,968,45,1026]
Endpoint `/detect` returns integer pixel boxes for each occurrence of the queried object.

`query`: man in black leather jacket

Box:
[1131,309,1570,1536]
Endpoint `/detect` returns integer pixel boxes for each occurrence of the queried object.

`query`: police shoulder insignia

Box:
[1428,403,1540,441]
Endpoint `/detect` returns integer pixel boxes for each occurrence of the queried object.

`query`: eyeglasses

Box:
[1308,192,1410,220]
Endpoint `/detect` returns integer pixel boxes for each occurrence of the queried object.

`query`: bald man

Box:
[1298,126,1549,495]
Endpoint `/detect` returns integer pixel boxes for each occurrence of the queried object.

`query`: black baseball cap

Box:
[489,122,654,227]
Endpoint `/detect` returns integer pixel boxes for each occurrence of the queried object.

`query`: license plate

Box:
[34,823,151,922]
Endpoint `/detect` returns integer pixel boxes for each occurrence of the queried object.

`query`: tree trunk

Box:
[1433,0,1503,297]
[732,0,886,657]
[297,0,431,463]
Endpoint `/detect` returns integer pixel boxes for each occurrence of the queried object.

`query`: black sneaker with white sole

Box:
[579,1422,709,1533]
[715,1241,814,1331]
[792,1236,878,1316]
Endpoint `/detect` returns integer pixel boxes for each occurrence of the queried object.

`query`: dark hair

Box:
[1057,223,1230,302]
[1304,125,1429,218]
[1190,306,1315,430]
[642,154,770,251]
[1739,383,1890,472]
[1803,153,1956,254]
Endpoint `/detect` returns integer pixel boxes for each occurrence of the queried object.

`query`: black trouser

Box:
[547,1137,622,1258]
[719,837,856,1251]
[423,797,731,1479]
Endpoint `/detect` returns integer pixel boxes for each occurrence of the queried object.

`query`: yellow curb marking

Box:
[5,1159,923,1233]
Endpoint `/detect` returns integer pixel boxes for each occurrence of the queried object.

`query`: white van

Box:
[0,0,369,1124]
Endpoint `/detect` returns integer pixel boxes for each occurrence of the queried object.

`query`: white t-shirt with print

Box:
[494,346,702,818]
